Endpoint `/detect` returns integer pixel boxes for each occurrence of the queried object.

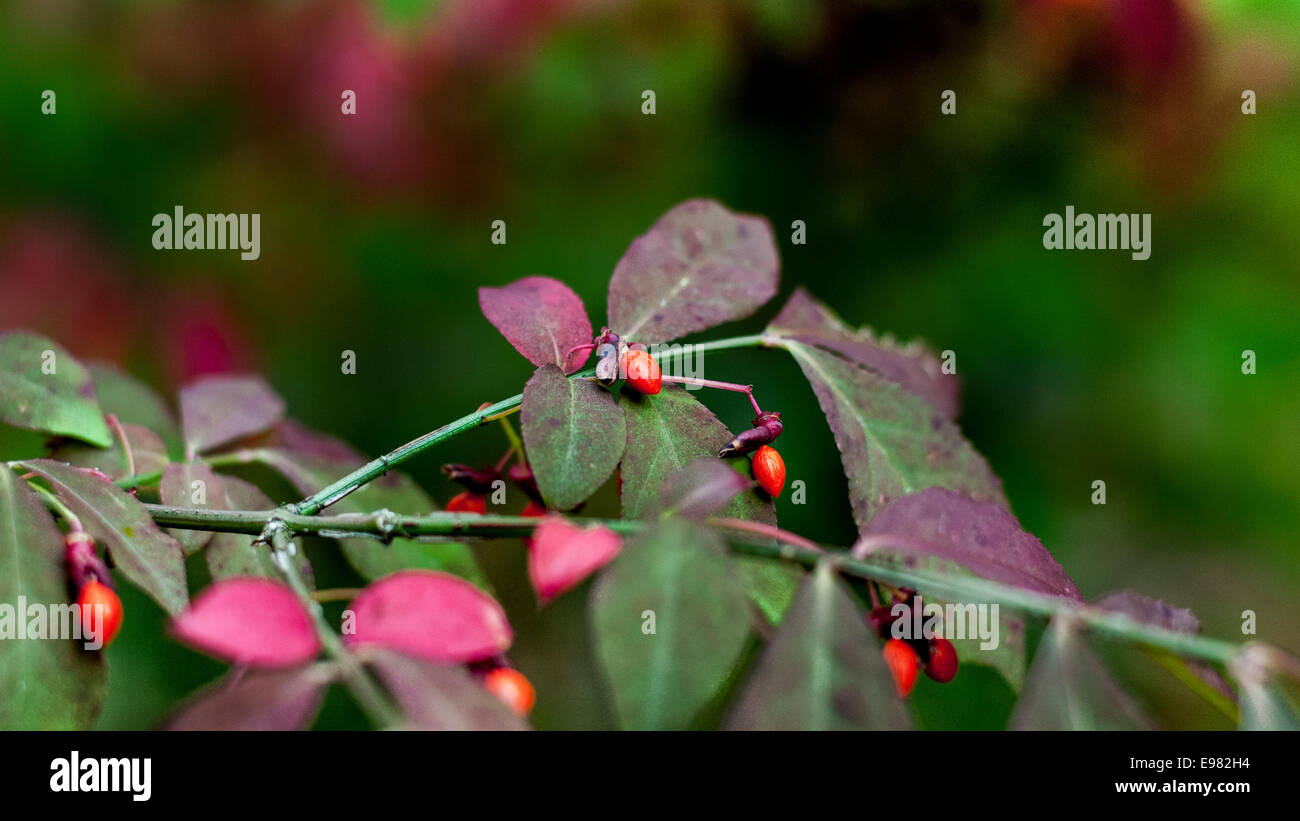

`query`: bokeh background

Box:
[1,0,1296,730]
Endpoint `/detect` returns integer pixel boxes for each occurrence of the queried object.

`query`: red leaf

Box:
[344,570,512,662]
[179,374,286,455]
[171,578,320,668]
[528,515,622,603]
[478,276,593,372]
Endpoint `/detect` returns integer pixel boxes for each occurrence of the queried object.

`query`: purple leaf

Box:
[660,457,753,519]
[1011,618,1153,730]
[23,459,189,615]
[768,288,960,419]
[479,276,593,372]
[0,466,107,729]
[179,375,286,456]
[726,563,910,730]
[1094,590,1235,703]
[171,578,320,668]
[527,515,621,604]
[160,461,228,556]
[607,199,779,344]
[521,364,625,511]
[860,487,1082,602]
[783,340,1005,530]
[164,664,334,730]
[88,361,181,454]
[363,649,529,730]
[344,570,512,663]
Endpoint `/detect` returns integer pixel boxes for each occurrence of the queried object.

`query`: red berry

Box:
[752,445,786,497]
[883,638,919,697]
[77,581,123,648]
[484,667,535,716]
[622,349,661,395]
[925,637,959,683]
[446,491,487,514]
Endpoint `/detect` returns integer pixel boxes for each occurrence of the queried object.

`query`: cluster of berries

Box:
[867,591,959,697]
[64,531,124,649]
[442,461,545,519]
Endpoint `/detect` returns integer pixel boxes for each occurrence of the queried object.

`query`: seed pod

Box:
[442,464,500,494]
[752,445,786,497]
[622,349,661,395]
[718,411,783,457]
[77,580,124,649]
[883,638,919,698]
[925,637,959,683]
[483,667,536,716]
[595,343,620,386]
[506,462,544,505]
[64,531,112,592]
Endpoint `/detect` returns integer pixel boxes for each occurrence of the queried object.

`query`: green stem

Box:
[265,525,402,729]
[144,502,1243,666]
[30,481,83,532]
[114,450,258,491]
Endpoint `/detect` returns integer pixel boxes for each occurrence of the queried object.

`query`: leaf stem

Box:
[29,480,83,533]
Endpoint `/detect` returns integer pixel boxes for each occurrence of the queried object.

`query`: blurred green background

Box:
[1,0,1296,729]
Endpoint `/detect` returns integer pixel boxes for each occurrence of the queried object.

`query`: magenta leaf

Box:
[783,340,1005,530]
[768,288,960,419]
[861,488,1082,602]
[606,199,779,344]
[726,563,910,730]
[478,276,594,372]
[0,466,107,729]
[171,578,321,668]
[528,515,622,604]
[179,374,286,456]
[160,461,228,556]
[521,364,625,511]
[24,459,189,615]
[164,664,334,730]
[1011,618,1153,730]
[1094,590,1234,702]
[344,570,512,663]
[660,457,753,519]
[363,648,529,730]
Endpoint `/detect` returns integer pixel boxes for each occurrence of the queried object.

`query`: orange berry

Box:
[484,667,536,716]
[925,637,959,683]
[520,499,547,549]
[622,349,661,395]
[883,638,919,697]
[446,490,487,514]
[77,581,123,648]
[752,445,786,497]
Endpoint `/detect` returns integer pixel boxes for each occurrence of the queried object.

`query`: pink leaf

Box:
[344,570,512,662]
[478,276,593,372]
[528,515,622,604]
[171,578,320,668]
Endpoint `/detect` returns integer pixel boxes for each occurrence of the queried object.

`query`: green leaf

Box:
[0,466,108,729]
[256,449,485,588]
[589,517,751,729]
[782,340,1005,531]
[1010,619,1153,730]
[206,476,313,585]
[0,331,111,446]
[726,563,911,730]
[1230,648,1300,730]
[88,362,181,457]
[520,364,625,511]
[160,461,226,556]
[620,385,800,621]
[48,422,169,482]
[23,459,189,615]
